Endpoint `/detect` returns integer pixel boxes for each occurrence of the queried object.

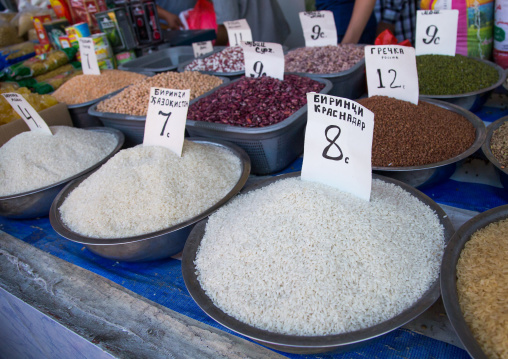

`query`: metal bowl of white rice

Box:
[49,139,251,262]
[0,127,124,219]
[182,172,454,354]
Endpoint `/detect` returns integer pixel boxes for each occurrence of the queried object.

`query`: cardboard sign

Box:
[78,37,101,75]
[1,93,52,135]
[415,10,459,56]
[240,41,284,80]
[365,45,419,105]
[302,93,374,201]
[299,11,338,47]
[224,19,253,47]
[192,41,214,58]
[143,88,190,156]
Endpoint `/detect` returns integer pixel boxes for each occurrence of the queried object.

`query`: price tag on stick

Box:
[240,41,284,80]
[78,37,100,75]
[365,45,419,105]
[224,19,253,47]
[299,11,338,47]
[1,93,52,135]
[415,10,459,56]
[301,93,374,201]
[192,41,213,58]
[143,88,190,156]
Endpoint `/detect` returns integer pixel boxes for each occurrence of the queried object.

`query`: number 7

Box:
[159,110,172,136]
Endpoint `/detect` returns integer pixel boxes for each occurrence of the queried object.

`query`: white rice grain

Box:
[59,141,242,238]
[0,126,117,196]
[195,177,445,336]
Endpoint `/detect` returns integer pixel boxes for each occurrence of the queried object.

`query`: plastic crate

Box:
[186,75,333,175]
[118,46,195,73]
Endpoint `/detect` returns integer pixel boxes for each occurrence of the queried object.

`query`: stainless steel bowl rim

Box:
[0,127,125,201]
[440,204,508,359]
[372,98,486,172]
[49,138,251,246]
[481,115,508,176]
[182,172,455,351]
[419,58,506,99]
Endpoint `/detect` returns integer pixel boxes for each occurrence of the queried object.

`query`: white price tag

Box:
[415,10,458,56]
[240,41,284,80]
[78,37,101,75]
[224,19,253,46]
[143,88,190,156]
[192,41,214,58]
[299,11,338,47]
[365,45,419,105]
[1,93,52,135]
[302,93,374,201]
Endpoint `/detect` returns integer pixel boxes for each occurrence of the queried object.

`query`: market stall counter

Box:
[0,91,507,359]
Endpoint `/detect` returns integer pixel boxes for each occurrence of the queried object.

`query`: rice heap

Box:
[0,126,117,196]
[195,177,445,336]
[59,141,242,238]
[456,218,508,359]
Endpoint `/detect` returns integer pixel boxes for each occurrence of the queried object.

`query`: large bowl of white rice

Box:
[0,126,124,219]
[182,172,454,354]
[49,138,251,262]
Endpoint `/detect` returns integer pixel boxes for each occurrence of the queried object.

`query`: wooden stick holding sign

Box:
[240,41,284,80]
[302,93,374,201]
[1,93,52,135]
[143,87,190,157]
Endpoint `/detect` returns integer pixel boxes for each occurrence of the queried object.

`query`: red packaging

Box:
[69,0,89,24]
[32,15,53,45]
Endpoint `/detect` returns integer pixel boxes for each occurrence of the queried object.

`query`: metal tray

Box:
[419,58,507,111]
[481,116,508,191]
[0,127,124,219]
[441,204,508,359]
[182,172,454,355]
[49,138,251,262]
[118,46,195,73]
[372,98,486,189]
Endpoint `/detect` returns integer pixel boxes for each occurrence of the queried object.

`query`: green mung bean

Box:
[416,54,499,95]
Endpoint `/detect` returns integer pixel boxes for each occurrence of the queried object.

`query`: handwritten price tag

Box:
[143,87,190,156]
[415,10,458,56]
[365,45,419,105]
[192,41,213,58]
[78,37,100,75]
[240,41,284,80]
[224,19,253,47]
[302,93,374,201]
[299,11,338,47]
[1,93,52,135]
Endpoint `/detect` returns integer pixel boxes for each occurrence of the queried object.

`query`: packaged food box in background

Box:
[95,8,137,52]
[69,0,107,31]
[35,44,53,56]
[49,0,74,23]
[59,36,72,48]
[32,15,53,46]
[144,1,162,43]
[98,57,116,69]
[92,33,114,61]
[115,50,135,64]
[43,19,70,50]
[129,1,151,45]
[65,22,91,48]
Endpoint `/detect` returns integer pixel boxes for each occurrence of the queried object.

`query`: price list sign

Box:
[365,45,419,105]
[240,41,284,80]
[415,10,459,56]
[78,37,100,75]
[224,19,253,47]
[302,93,374,201]
[192,41,213,58]
[143,88,190,156]
[299,11,338,47]
[2,93,52,134]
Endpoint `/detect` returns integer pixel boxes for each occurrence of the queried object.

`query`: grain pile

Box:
[59,141,242,238]
[490,121,508,168]
[96,71,223,116]
[285,45,364,73]
[195,177,445,336]
[52,70,147,104]
[357,96,476,167]
[456,218,508,359]
[0,126,117,196]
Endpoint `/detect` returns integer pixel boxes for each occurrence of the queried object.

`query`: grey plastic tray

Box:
[67,70,155,128]
[481,116,508,191]
[87,76,230,146]
[118,46,195,73]
[285,46,366,99]
[185,75,333,175]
